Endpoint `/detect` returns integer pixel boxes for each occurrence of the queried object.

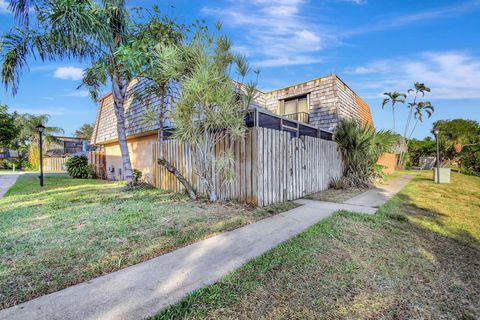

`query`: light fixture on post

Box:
[36,124,45,187]
[433,127,440,184]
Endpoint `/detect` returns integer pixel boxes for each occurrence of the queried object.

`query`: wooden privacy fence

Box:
[152,127,343,206]
[43,157,68,172]
[88,150,107,179]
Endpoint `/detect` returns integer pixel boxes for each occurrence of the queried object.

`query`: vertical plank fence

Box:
[88,150,107,179]
[43,157,68,172]
[152,127,343,206]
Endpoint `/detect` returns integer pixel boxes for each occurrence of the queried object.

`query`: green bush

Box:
[0,158,29,170]
[133,169,143,182]
[65,155,90,179]
[459,147,480,176]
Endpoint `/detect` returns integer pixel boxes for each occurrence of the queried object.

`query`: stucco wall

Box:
[377,153,397,175]
[104,134,157,181]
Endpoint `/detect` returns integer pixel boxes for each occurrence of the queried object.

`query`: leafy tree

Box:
[433,119,480,155]
[115,8,200,197]
[459,145,480,176]
[74,123,94,140]
[407,137,436,167]
[156,26,259,201]
[0,104,19,148]
[335,119,398,188]
[381,91,406,132]
[1,0,142,183]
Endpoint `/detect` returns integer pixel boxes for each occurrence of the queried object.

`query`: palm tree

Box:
[404,82,431,138]
[409,101,434,139]
[382,91,406,132]
[1,0,136,182]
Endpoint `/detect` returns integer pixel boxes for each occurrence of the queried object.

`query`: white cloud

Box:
[53,67,84,81]
[0,0,9,13]
[201,0,332,68]
[65,90,89,97]
[345,52,480,100]
[341,0,367,4]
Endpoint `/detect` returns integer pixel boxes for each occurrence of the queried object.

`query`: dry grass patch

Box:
[0,176,296,309]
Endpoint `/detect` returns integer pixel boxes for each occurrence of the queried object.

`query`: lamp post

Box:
[36,124,45,187]
[434,128,440,184]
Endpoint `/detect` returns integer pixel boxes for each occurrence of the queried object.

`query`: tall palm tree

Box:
[382,91,406,132]
[404,82,431,138]
[409,101,434,139]
[1,0,136,182]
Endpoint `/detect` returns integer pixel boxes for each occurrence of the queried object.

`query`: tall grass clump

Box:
[335,119,398,188]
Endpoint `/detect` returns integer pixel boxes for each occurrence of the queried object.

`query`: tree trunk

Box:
[157,158,197,200]
[111,69,134,183]
[392,106,396,132]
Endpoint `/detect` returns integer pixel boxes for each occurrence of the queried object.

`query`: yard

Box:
[0,175,295,309]
[155,171,480,319]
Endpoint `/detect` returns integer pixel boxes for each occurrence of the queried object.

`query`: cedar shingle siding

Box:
[92,74,373,144]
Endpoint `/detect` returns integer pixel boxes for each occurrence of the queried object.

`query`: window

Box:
[278,94,309,116]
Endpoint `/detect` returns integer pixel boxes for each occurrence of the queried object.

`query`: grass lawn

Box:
[0,176,296,309]
[155,171,480,319]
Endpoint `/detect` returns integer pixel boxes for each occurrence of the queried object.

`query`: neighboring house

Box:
[92,74,373,181]
[0,149,20,159]
[46,136,90,157]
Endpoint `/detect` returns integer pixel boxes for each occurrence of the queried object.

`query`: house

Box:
[0,149,21,159]
[91,74,373,181]
[46,136,90,157]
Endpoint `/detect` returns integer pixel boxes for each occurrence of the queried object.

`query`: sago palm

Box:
[1,0,136,182]
[335,119,397,188]
[382,91,406,132]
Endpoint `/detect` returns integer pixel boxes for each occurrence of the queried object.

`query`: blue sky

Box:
[0,0,479,139]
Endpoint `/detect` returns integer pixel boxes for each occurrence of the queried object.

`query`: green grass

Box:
[0,176,296,309]
[154,171,480,319]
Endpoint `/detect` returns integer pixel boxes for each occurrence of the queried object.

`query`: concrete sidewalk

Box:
[0,174,19,198]
[344,174,414,208]
[0,174,412,320]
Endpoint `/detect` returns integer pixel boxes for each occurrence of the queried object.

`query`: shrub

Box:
[335,119,398,188]
[133,169,143,182]
[0,158,29,170]
[65,155,90,179]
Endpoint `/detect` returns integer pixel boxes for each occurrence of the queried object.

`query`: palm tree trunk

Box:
[111,69,134,183]
[392,106,396,132]
[404,107,414,138]
[409,119,419,139]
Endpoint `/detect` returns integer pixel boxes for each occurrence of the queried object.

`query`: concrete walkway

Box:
[0,174,19,198]
[344,174,414,208]
[0,175,412,320]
